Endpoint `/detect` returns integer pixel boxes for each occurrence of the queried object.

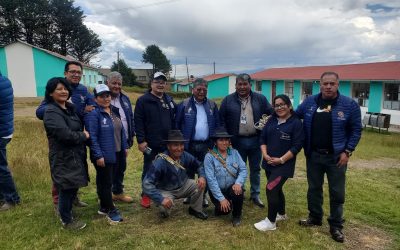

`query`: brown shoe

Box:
[112,193,134,203]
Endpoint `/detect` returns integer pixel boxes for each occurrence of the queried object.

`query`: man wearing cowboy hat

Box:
[142,130,208,220]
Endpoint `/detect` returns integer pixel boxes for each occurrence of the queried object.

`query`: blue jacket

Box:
[0,74,13,137]
[296,92,362,157]
[219,91,273,138]
[114,92,135,148]
[176,96,219,149]
[142,151,205,204]
[204,148,247,201]
[134,90,176,149]
[36,82,95,120]
[84,106,128,164]
[260,114,304,178]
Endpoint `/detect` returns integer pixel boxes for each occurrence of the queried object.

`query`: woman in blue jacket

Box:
[204,128,247,227]
[85,84,127,224]
[254,94,304,231]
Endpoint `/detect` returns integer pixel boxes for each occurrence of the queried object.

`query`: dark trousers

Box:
[265,171,288,223]
[188,140,210,197]
[0,138,20,204]
[209,185,244,218]
[233,136,261,198]
[306,151,346,229]
[94,161,116,212]
[141,146,164,196]
[112,150,126,195]
[58,188,77,224]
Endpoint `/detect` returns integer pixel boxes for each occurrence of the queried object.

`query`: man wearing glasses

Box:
[219,73,273,208]
[134,72,176,208]
[176,78,219,207]
[36,61,95,209]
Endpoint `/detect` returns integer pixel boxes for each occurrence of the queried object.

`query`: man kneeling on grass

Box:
[142,130,208,220]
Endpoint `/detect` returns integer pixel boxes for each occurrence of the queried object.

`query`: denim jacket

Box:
[142,151,205,204]
[204,148,247,201]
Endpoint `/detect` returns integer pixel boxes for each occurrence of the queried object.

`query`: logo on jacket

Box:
[80,95,85,103]
[123,102,129,108]
[337,111,346,120]
[170,102,174,109]
[103,118,107,125]
[280,131,291,140]
[187,107,192,113]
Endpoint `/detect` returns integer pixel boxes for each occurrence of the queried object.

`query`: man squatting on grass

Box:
[297,72,362,243]
[36,61,95,210]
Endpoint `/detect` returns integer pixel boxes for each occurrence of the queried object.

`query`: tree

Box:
[142,44,172,74]
[0,0,20,45]
[110,59,136,86]
[68,25,101,63]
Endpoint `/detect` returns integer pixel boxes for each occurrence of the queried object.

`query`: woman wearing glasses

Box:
[84,84,127,224]
[254,94,304,231]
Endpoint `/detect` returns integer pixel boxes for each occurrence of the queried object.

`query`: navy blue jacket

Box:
[260,114,304,178]
[0,74,13,137]
[134,90,176,149]
[219,91,273,137]
[114,92,135,148]
[142,151,205,204]
[36,82,95,120]
[296,92,362,157]
[176,96,219,149]
[84,106,128,164]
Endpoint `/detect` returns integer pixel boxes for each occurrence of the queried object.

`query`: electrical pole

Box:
[186,57,189,81]
[213,61,215,74]
[117,51,120,72]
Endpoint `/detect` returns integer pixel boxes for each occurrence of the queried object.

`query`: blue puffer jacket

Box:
[0,74,14,137]
[115,92,135,148]
[296,92,362,157]
[176,96,219,149]
[84,106,128,164]
[36,82,95,120]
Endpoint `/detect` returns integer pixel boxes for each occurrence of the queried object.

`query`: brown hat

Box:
[164,130,188,142]
[210,127,233,139]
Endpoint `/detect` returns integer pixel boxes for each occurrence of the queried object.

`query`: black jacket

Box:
[219,91,273,138]
[134,90,176,149]
[44,102,88,190]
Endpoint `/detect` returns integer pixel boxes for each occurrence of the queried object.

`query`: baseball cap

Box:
[153,72,167,81]
[94,84,111,97]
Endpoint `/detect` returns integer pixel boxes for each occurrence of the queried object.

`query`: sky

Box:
[75,0,400,79]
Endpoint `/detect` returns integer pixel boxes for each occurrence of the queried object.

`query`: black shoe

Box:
[232,216,241,227]
[183,197,191,204]
[330,228,344,243]
[298,217,322,227]
[202,198,209,208]
[188,207,208,220]
[251,197,265,208]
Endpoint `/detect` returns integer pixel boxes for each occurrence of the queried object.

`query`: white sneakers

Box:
[254,214,288,231]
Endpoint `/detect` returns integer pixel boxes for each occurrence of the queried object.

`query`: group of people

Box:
[0,61,362,243]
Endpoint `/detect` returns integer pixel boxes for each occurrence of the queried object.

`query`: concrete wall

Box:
[208,77,228,99]
[0,48,8,76]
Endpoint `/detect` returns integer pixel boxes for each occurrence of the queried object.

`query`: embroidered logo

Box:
[280,131,291,140]
[123,102,129,108]
[170,102,174,109]
[338,111,344,118]
[80,95,85,103]
[103,118,107,125]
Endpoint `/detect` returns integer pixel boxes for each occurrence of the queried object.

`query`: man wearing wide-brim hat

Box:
[142,130,208,220]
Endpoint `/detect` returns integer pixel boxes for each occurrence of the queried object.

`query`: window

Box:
[285,81,294,99]
[89,75,92,84]
[302,82,313,100]
[383,83,400,110]
[138,76,146,81]
[255,81,262,92]
[94,75,97,83]
[352,82,369,107]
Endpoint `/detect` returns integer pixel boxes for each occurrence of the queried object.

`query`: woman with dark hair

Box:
[204,127,247,227]
[254,94,304,231]
[43,77,89,230]
[84,84,127,224]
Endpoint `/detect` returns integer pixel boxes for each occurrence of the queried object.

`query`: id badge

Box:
[240,115,247,124]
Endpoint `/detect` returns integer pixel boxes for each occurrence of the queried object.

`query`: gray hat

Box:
[210,127,233,139]
[164,130,188,142]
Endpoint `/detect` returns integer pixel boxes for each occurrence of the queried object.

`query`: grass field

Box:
[1,107,399,249]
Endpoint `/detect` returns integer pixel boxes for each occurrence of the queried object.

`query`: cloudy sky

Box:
[75,0,400,79]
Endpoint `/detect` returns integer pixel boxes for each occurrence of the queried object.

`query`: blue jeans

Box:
[232,136,261,198]
[112,150,126,195]
[0,138,20,204]
[58,188,78,224]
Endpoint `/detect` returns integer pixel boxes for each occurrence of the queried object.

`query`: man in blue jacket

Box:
[36,61,95,208]
[176,78,219,206]
[134,72,176,208]
[0,73,21,211]
[106,72,135,203]
[142,130,207,220]
[297,72,362,243]
[219,73,273,208]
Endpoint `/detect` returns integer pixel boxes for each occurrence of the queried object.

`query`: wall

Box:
[368,81,383,113]
[208,77,228,99]
[339,81,351,97]
[293,80,301,108]
[5,43,37,97]
[32,48,66,96]
[261,80,271,100]
[0,48,8,76]
[228,76,236,94]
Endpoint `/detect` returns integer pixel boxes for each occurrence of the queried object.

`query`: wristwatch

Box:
[344,149,352,157]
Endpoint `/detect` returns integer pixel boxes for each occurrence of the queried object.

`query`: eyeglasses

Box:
[274,104,287,110]
[67,70,82,76]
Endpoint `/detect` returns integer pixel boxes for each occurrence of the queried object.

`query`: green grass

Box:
[1,119,399,249]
